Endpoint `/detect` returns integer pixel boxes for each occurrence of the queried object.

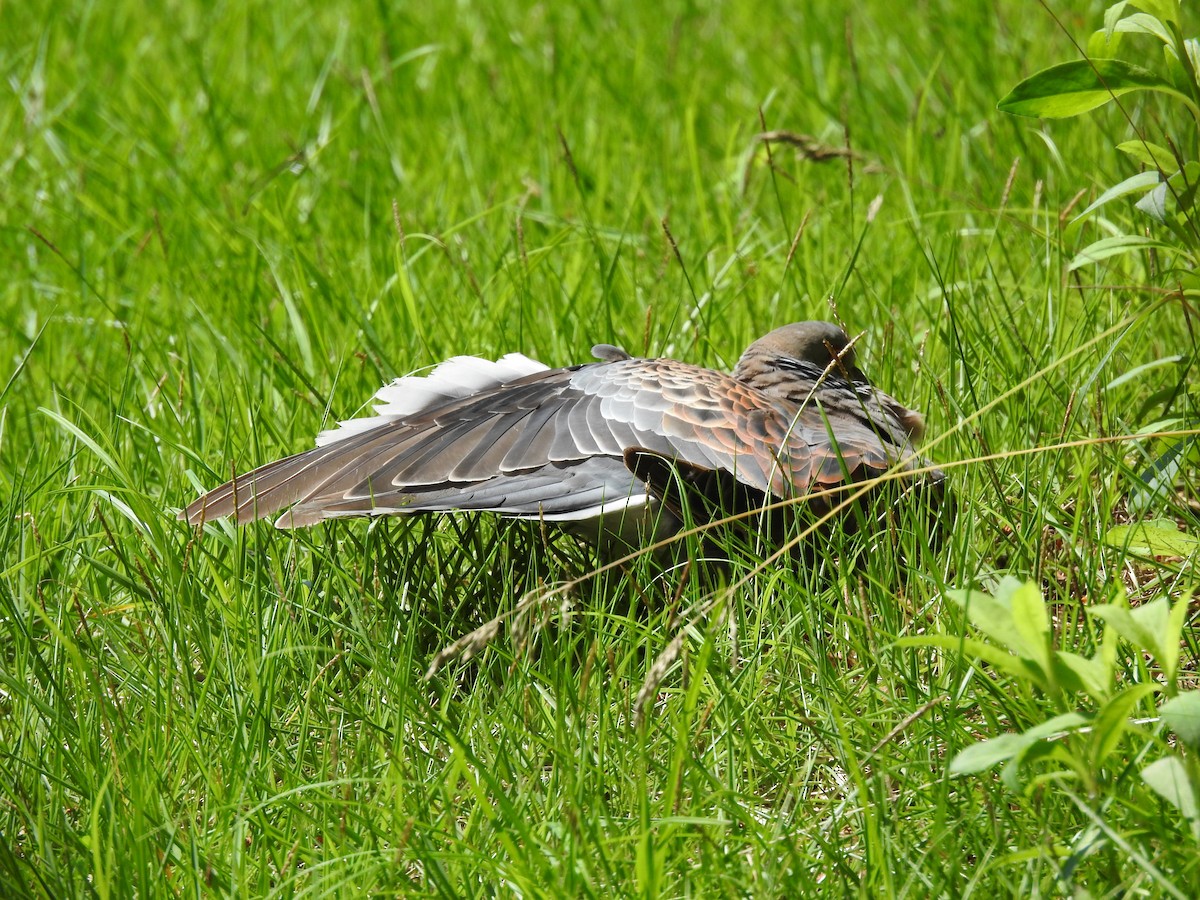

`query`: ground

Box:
[1,0,1197,896]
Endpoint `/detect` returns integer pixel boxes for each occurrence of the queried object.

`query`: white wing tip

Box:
[315,352,549,447]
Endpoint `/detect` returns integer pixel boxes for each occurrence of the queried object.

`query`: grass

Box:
[2,0,1198,895]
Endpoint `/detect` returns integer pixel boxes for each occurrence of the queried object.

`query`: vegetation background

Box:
[1,0,1196,895]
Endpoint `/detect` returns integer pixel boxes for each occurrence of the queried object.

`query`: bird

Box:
[179,321,942,554]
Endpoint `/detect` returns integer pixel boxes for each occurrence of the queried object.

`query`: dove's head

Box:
[733,321,867,384]
[732,321,926,442]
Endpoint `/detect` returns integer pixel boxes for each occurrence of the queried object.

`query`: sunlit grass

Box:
[2,0,1197,895]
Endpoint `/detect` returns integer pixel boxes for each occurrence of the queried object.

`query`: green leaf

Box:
[1165,40,1192,92]
[1136,181,1170,222]
[1133,596,1172,643]
[1116,139,1179,171]
[1127,0,1179,27]
[1005,743,1084,794]
[1141,756,1199,824]
[1091,683,1159,766]
[893,634,1048,688]
[1186,37,1200,79]
[1114,12,1173,42]
[1104,520,1200,556]
[1162,692,1200,748]
[999,59,1180,118]
[1104,0,1131,36]
[40,406,123,476]
[1089,595,1189,681]
[950,712,1091,776]
[1071,171,1162,225]
[951,732,1028,775]
[1099,1,1128,33]
[1055,650,1112,698]
[1089,601,1160,655]
[1010,580,1052,673]
[945,582,1025,651]
[1089,28,1125,59]
[1067,234,1182,270]
[1099,602,1120,678]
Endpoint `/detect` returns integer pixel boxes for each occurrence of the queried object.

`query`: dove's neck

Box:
[734,353,925,446]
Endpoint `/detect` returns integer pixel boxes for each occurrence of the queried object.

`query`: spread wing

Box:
[180,356,916,529]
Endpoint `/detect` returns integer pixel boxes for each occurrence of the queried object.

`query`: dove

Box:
[179,322,941,553]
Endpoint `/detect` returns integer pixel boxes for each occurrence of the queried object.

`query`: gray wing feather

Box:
[280,458,641,527]
[180,356,909,527]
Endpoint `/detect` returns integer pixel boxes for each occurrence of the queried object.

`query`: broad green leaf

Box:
[1187,37,1200,78]
[1116,139,1178,171]
[999,59,1180,118]
[1088,601,1159,654]
[1067,234,1182,270]
[1165,40,1191,92]
[946,578,1030,654]
[1009,580,1052,672]
[1128,0,1179,26]
[1091,683,1159,766]
[893,635,1048,688]
[950,732,1027,775]
[1093,595,1188,679]
[1104,1,1132,37]
[1089,28,1125,59]
[1104,520,1200,557]
[1023,711,1094,741]
[957,715,1092,775]
[1134,595,1173,655]
[1136,181,1170,222]
[1162,692,1200,748]
[1055,650,1112,698]
[1114,12,1172,42]
[1070,170,1161,225]
[1141,756,1199,823]
[951,712,1091,776]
